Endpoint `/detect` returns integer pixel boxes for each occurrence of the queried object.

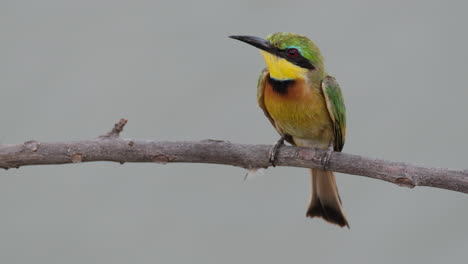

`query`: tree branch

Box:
[1,119,467,194]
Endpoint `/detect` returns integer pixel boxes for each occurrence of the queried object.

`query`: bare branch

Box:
[1,119,467,194]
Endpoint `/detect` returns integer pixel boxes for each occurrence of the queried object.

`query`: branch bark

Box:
[1,119,467,194]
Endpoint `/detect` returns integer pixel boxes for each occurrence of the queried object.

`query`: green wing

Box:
[321,76,346,152]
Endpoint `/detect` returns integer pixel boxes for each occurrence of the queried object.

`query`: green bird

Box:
[230,32,348,227]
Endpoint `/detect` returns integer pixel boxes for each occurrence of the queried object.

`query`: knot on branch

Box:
[71,153,84,163]
[152,154,176,164]
[23,140,40,152]
[395,177,416,188]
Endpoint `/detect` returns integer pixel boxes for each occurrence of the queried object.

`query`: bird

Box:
[230,33,348,227]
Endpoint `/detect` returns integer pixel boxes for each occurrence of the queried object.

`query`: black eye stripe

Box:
[276,48,315,70]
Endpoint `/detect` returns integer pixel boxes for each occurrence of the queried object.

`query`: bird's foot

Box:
[321,144,334,170]
[268,137,285,167]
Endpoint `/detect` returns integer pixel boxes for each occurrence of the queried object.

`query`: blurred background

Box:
[2,0,468,263]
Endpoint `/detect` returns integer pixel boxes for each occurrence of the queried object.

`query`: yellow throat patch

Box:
[261,51,308,80]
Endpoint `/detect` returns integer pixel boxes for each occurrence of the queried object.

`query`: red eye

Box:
[287,48,299,57]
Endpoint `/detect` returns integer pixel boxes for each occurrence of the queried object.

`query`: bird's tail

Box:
[306,168,349,228]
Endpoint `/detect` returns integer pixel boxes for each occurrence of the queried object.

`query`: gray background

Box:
[2,0,468,263]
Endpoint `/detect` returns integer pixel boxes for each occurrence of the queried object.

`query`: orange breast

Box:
[263,76,334,143]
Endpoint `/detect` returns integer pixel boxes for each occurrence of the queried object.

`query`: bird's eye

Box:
[287,48,299,58]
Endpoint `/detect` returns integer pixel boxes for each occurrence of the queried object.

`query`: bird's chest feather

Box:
[264,76,332,139]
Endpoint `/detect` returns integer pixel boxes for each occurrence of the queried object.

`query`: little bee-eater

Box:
[230,33,348,227]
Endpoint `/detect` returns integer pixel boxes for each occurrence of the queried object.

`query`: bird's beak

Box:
[229,35,276,54]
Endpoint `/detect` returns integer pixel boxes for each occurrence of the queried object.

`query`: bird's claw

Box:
[321,145,334,170]
[268,137,285,167]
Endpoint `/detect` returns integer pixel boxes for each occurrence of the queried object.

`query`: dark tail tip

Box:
[306,203,349,228]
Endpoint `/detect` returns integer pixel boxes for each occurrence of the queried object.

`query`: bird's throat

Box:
[261,51,308,80]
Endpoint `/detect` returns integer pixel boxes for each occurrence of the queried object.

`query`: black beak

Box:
[229,35,276,54]
[229,35,315,70]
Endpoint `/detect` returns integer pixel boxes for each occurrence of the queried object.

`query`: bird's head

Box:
[230,32,324,80]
